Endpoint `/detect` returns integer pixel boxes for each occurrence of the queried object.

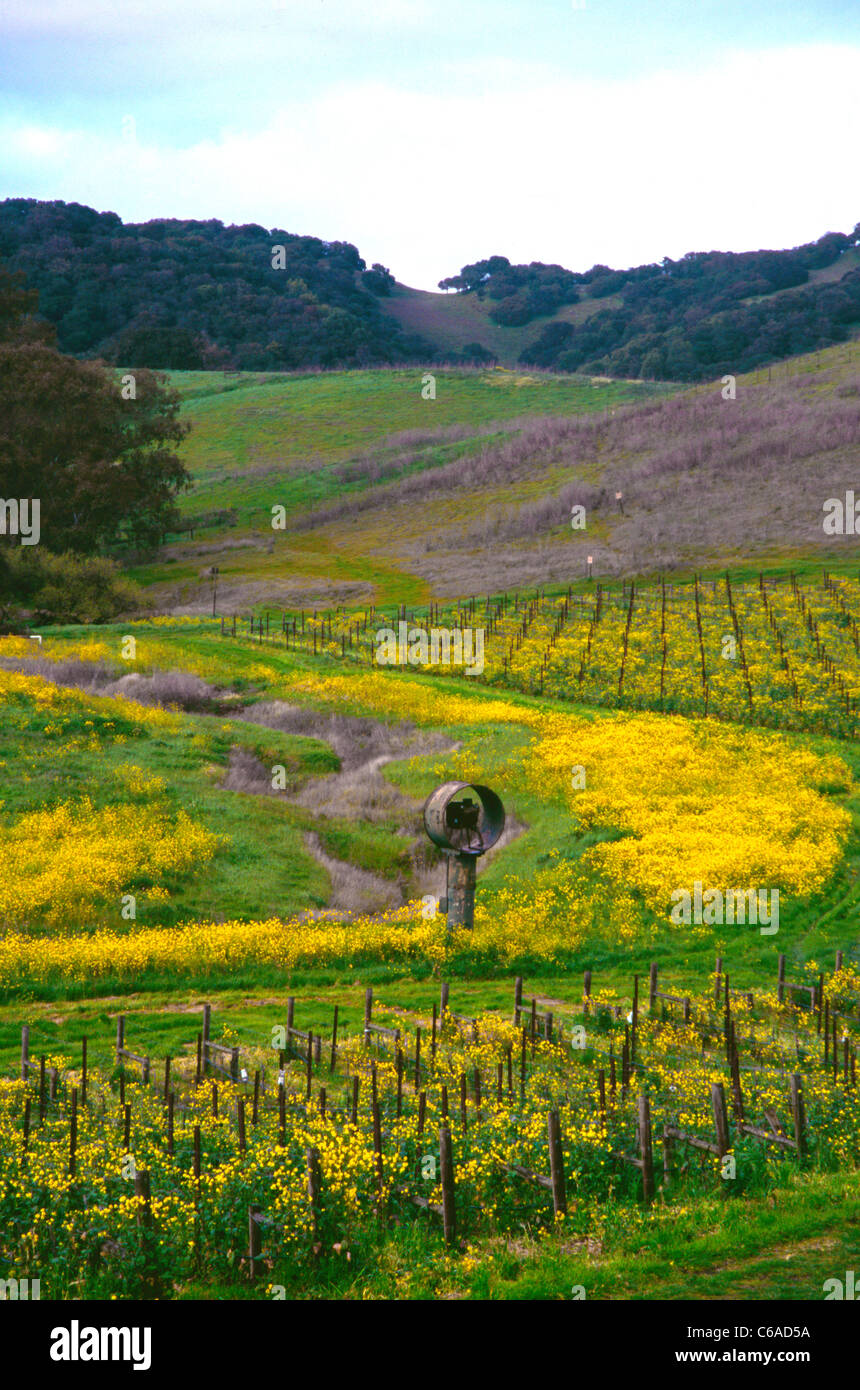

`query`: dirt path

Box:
[5,658,526,918]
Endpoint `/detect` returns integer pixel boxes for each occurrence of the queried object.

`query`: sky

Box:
[1,0,858,290]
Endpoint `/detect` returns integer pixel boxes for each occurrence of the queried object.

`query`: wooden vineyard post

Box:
[135,1168,153,1227]
[202,1003,211,1078]
[364,988,373,1045]
[134,1168,159,1296]
[583,970,592,1017]
[330,1005,338,1072]
[431,1003,438,1061]
[548,1110,567,1218]
[777,955,786,1004]
[278,1085,286,1146]
[414,1027,421,1089]
[193,1126,201,1204]
[307,1148,322,1242]
[711,1082,730,1159]
[163,1056,171,1106]
[69,1086,78,1177]
[440,982,450,1021]
[648,963,658,1013]
[824,1000,829,1065]
[248,1205,262,1279]
[123,1103,131,1152]
[790,1074,807,1160]
[730,1046,744,1121]
[195,1033,202,1086]
[662,1125,674,1182]
[81,1037,87,1107]
[116,1015,125,1063]
[514,976,523,1027]
[371,1101,384,1208]
[439,1124,456,1248]
[638,1095,654,1204]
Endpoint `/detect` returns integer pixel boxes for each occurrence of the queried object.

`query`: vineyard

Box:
[221,569,860,739]
[3,955,859,1300]
[3,579,860,1301]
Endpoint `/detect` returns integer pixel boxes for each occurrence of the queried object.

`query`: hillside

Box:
[410,233,860,380]
[0,199,436,370]
[2,199,858,380]
[127,344,859,615]
[382,280,615,367]
[125,366,673,612]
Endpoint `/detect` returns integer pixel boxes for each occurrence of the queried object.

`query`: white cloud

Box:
[0,0,436,37]
[2,44,858,289]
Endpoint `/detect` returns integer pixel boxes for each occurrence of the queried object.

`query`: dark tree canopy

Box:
[0,200,434,370]
[438,227,860,379]
[0,257,191,556]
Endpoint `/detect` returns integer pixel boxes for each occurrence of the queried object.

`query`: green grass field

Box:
[164,365,669,526]
[4,344,860,1302]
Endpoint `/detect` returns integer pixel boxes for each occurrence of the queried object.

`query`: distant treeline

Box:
[4,199,860,379]
[0,199,436,371]
[441,230,860,379]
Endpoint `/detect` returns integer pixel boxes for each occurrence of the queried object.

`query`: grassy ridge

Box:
[130,347,859,617]
[168,366,669,525]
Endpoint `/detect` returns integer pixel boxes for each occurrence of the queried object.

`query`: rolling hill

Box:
[2,198,858,379]
[125,342,859,616]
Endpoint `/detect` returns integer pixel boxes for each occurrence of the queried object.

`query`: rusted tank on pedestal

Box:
[422,781,505,929]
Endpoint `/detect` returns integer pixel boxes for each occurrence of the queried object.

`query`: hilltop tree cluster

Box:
[440,229,860,379]
[439,255,583,325]
[0,200,433,371]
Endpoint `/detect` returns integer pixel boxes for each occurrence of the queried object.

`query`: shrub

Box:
[0,548,145,628]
